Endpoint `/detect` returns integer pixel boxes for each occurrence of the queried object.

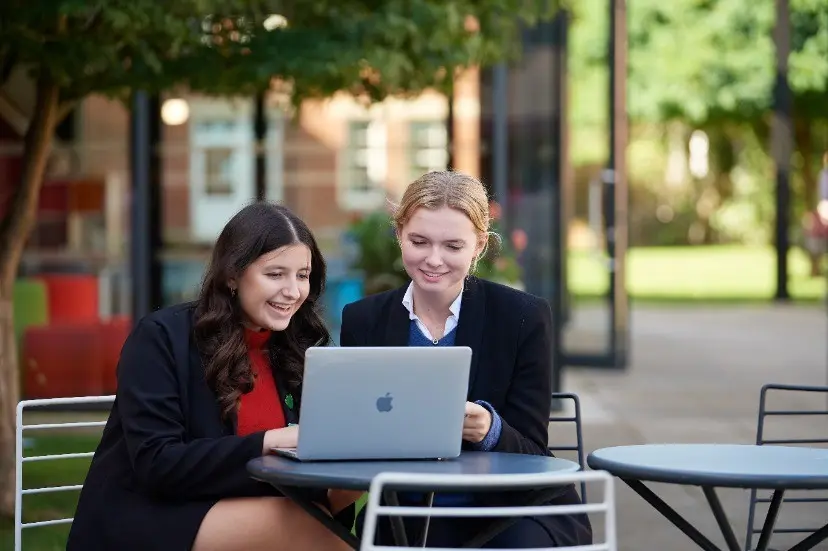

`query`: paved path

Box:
[559,304,828,551]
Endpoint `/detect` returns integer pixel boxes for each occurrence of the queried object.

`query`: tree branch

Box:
[56,100,77,125]
[0,76,60,285]
[81,5,104,32]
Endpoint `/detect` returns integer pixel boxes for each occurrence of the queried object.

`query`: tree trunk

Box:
[794,117,816,208]
[0,289,17,519]
[0,76,60,519]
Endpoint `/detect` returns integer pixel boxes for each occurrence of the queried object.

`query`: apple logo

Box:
[376,392,393,412]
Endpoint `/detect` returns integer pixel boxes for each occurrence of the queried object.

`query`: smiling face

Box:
[232,243,312,332]
[398,206,485,299]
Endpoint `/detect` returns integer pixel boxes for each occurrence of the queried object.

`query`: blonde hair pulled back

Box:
[391,170,500,268]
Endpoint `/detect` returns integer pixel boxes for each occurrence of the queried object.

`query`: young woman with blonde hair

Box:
[341,171,592,547]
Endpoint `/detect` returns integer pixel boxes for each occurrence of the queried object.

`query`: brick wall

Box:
[67,82,480,248]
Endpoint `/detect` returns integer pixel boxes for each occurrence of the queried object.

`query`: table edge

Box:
[247,453,582,491]
[587,449,828,490]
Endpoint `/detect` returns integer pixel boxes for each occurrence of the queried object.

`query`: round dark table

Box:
[588,444,828,551]
[589,443,828,489]
[248,450,580,490]
[248,451,580,549]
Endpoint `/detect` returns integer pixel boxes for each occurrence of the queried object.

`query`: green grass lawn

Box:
[0,435,98,551]
[567,245,826,303]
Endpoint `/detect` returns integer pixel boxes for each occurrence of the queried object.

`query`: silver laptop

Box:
[272,346,472,461]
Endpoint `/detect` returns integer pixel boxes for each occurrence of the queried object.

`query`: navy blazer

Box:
[67,303,329,551]
[340,277,592,546]
[340,276,553,457]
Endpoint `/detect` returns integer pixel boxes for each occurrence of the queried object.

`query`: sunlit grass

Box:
[568,245,825,303]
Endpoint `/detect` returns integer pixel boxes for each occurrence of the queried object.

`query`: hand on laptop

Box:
[462,401,492,444]
[262,425,299,454]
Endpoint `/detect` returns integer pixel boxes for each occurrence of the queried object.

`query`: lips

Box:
[420,269,449,282]
[267,301,293,314]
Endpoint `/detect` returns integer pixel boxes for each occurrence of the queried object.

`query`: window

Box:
[189,109,253,242]
[186,97,285,242]
[339,120,387,209]
[409,121,448,181]
[203,147,237,196]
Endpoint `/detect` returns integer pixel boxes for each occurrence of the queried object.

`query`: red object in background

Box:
[100,316,132,394]
[38,274,99,323]
[23,324,105,399]
[38,181,69,212]
[0,117,23,220]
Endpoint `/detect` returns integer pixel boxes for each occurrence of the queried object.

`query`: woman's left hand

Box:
[462,401,492,443]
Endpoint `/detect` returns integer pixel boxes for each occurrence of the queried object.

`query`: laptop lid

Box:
[293,346,472,461]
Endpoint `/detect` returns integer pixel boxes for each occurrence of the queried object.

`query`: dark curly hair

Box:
[193,201,331,420]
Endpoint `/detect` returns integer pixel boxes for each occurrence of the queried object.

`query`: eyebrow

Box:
[408,233,466,245]
[263,264,311,272]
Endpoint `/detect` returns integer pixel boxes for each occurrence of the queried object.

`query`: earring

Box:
[230,287,237,297]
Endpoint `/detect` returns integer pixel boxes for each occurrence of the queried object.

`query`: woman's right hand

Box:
[262,425,299,454]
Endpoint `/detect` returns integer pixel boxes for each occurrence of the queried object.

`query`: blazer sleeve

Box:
[339,303,365,347]
[492,297,553,456]
[117,318,275,500]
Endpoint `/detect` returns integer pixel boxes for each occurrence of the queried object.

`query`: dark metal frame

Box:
[744,383,828,551]
[129,92,164,320]
[619,479,799,551]
[557,0,629,372]
[548,392,587,501]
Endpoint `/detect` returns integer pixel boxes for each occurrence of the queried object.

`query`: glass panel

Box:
[409,121,448,181]
[561,4,613,358]
[204,147,236,196]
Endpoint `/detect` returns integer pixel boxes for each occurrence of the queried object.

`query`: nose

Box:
[282,278,301,300]
[425,246,443,268]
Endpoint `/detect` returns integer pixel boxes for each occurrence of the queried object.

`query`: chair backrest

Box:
[549,392,587,501]
[15,395,114,551]
[744,383,828,551]
[360,469,616,551]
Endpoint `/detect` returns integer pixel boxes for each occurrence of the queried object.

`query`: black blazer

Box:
[340,277,593,546]
[340,276,553,457]
[67,302,328,551]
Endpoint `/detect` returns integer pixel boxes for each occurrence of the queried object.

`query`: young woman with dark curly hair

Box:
[67,202,358,551]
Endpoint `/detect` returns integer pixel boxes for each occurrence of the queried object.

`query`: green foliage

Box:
[569,0,828,248]
[569,0,828,147]
[0,0,564,104]
[708,129,777,245]
[346,211,408,295]
[475,209,523,283]
[625,0,828,125]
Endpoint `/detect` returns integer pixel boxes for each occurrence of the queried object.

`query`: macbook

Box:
[272,346,472,461]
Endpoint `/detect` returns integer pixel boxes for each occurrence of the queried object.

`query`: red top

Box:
[236,328,287,437]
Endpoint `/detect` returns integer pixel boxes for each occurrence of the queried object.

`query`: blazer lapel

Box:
[383,286,411,346]
[454,277,486,393]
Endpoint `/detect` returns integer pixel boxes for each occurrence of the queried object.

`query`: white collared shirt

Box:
[401,282,463,343]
